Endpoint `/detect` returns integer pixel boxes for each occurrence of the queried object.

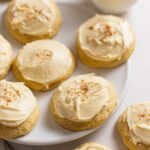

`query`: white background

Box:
[2,0,150,149]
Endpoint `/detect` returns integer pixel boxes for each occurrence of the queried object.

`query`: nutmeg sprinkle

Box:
[137,108,150,124]
[65,79,101,105]
[0,81,23,105]
[35,49,52,64]
[88,22,117,44]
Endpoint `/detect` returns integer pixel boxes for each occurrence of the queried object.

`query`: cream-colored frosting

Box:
[79,15,134,61]
[0,80,37,127]
[127,102,150,146]
[75,142,111,150]
[53,74,110,122]
[0,35,13,77]
[16,40,74,84]
[7,0,56,36]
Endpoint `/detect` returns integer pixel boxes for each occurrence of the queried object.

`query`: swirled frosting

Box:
[0,35,13,77]
[127,102,150,146]
[0,80,37,127]
[78,15,134,61]
[53,74,110,122]
[6,0,56,36]
[75,142,111,150]
[15,40,74,84]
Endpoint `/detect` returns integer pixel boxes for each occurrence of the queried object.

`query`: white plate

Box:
[0,2,130,145]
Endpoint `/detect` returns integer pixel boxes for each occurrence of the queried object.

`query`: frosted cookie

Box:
[50,74,118,131]
[74,142,111,150]
[77,15,136,68]
[5,0,62,43]
[13,40,75,91]
[0,35,13,79]
[0,80,40,139]
[117,102,150,150]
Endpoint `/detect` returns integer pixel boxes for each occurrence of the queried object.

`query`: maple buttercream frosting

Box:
[77,14,136,68]
[5,0,62,43]
[0,80,37,127]
[127,102,150,146]
[50,74,118,130]
[75,142,111,150]
[0,35,13,79]
[13,39,75,91]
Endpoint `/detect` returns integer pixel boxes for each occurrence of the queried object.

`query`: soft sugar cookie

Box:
[77,15,136,68]
[13,40,75,91]
[117,102,150,150]
[5,0,62,43]
[0,80,40,139]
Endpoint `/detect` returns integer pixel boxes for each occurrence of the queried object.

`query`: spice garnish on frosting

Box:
[35,49,52,63]
[88,22,118,44]
[23,49,53,67]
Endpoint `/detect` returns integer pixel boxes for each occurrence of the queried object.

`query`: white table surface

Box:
[3,0,150,149]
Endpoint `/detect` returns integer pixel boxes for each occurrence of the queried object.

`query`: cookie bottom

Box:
[0,105,40,139]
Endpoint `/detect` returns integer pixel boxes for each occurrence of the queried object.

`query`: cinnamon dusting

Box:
[88,22,116,43]
[35,49,52,63]
[0,82,22,105]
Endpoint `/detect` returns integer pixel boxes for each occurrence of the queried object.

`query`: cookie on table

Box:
[0,80,40,139]
[117,102,150,150]
[50,74,118,131]
[13,39,76,91]
[0,35,13,79]
[5,0,62,43]
[77,14,136,68]
[74,142,111,150]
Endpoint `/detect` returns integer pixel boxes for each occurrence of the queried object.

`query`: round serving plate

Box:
[0,1,131,145]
